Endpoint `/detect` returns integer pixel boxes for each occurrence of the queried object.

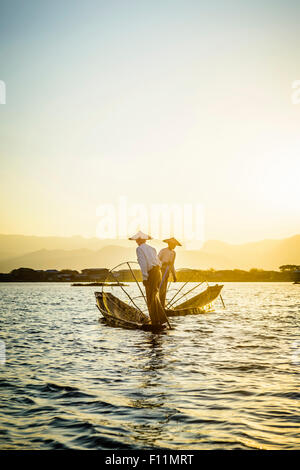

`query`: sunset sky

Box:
[1,0,300,243]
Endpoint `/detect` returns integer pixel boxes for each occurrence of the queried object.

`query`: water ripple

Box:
[0,282,299,449]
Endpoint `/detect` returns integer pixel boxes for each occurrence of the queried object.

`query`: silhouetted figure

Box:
[129,231,168,326]
[158,238,182,307]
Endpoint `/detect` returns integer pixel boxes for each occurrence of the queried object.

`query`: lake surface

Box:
[0,282,299,450]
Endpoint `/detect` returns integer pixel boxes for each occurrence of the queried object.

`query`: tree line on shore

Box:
[0,265,299,282]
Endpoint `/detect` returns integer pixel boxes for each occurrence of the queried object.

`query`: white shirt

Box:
[158,247,176,279]
[158,247,176,265]
[136,243,161,280]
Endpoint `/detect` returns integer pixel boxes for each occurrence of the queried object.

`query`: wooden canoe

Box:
[95,291,167,332]
[166,284,223,316]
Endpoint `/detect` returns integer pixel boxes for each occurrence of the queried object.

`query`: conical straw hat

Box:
[129,231,152,240]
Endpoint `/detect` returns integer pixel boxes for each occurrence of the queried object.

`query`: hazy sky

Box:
[1,0,299,243]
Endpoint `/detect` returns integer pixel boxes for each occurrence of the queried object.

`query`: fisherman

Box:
[129,231,168,326]
[158,237,182,307]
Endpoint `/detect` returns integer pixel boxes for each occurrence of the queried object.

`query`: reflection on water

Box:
[128,334,175,448]
[0,282,299,449]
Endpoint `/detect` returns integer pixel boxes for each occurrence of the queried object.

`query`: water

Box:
[0,282,299,450]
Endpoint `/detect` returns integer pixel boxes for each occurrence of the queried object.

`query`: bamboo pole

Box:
[166,281,189,308]
[127,262,147,306]
[168,281,206,308]
[106,269,146,316]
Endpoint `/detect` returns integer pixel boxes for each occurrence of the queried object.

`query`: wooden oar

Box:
[159,265,170,289]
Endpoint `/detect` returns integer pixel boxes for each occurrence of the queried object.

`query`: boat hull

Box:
[95,292,166,332]
[95,283,223,325]
[165,284,223,316]
[166,306,207,316]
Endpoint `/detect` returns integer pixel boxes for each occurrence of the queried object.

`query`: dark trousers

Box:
[159,264,169,307]
[145,266,168,325]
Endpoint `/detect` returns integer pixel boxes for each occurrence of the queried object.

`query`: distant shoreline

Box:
[1,266,299,283]
[0,280,296,283]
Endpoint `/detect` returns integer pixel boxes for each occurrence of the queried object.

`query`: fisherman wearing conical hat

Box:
[158,238,182,307]
[129,231,168,326]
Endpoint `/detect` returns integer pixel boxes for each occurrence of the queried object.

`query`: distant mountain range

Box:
[0,233,299,272]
